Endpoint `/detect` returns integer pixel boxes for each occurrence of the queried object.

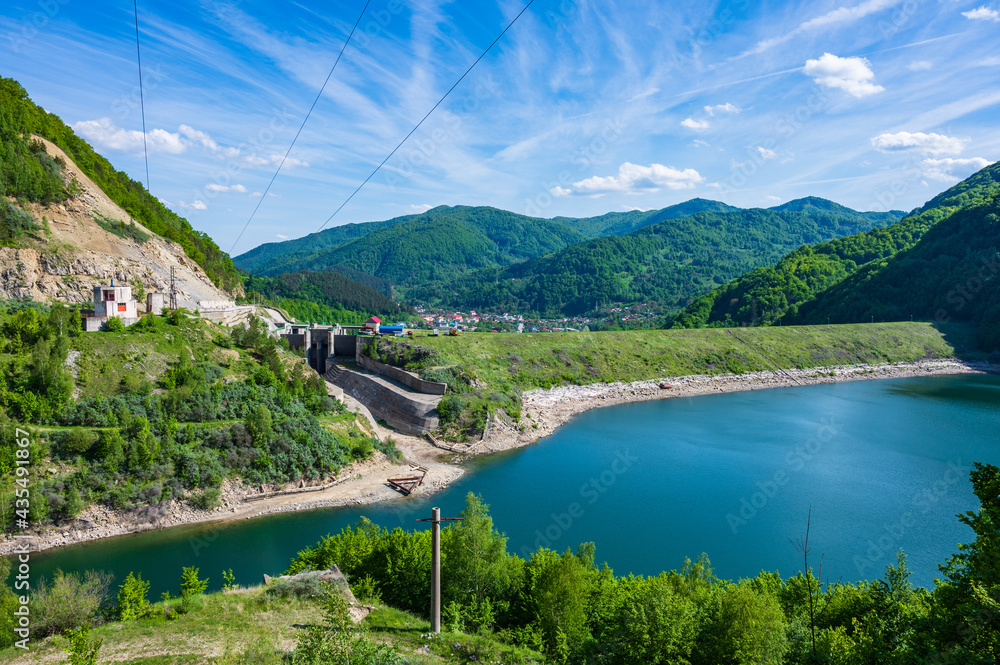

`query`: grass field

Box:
[403,322,971,392]
[369,322,975,438]
[0,586,539,664]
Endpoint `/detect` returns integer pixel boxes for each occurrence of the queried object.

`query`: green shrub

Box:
[263,575,331,601]
[62,624,102,665]
[189,487,221,510]
[30,569,113,637]
[180,566,209,600]
[437,396,465,426]
[116,571,151,621]
[103,317,125,333]
[61,429,97,456]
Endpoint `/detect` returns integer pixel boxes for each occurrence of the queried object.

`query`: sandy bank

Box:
[3,359,992,556]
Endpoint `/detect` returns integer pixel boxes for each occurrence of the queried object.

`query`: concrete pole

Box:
[431,506,441,633]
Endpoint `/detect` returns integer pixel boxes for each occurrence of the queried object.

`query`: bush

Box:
[103,317,125,333]
[61,429,97,456]
[116,571,151,621]
[263,575,330,601]
[62,624,102,665]
[180,566,209,598]
[437,396,465,426]
[189,487,221,510]
[30,569,113,637]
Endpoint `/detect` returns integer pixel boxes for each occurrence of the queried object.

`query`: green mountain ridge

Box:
[670,161,1000,330]
[412,205,902,317]
[236,197,904,318]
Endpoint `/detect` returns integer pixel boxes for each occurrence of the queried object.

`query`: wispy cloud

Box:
[178,199,207,210]
[804,53,884,98]
[703,103,742,116]
[745,0,904,55]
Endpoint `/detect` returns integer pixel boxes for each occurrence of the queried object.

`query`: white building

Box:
[82,281,141,331]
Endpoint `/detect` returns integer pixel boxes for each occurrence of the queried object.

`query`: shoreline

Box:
[3,358,993,556]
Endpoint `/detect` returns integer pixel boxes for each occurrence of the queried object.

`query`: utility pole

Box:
[417,507,461,633]
[169,265,178,311]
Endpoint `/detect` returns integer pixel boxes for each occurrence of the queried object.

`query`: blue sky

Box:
[2,0,998,254]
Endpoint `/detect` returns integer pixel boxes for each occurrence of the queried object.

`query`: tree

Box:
[180,566,209,601]
[246,404,274,446]
[924,462,1000,662]
[116,572,151,621]
[294,584,402,664]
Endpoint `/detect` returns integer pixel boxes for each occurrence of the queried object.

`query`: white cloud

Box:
[804,53,884,98]
[178,200,207,210]
[979,56,1000,66]
[747,0,904,55]
[178,124,219,151]
[267,192,280,198]
[250,191,262,198]
[871,131,969,156]
[921,157,992,181]
[766,195,782,202]
[73,118,186,154]
[908,61,933,71]
[623,205,652,212]
[275,234,290,240]
[962,6,1000,21]
[406,204,433,214]
[755,146,778,160]
[552,162,704,197]
[681,118,710,130]
[692,139,711,148]
[242,154,310,170]
[704,103,742,116]
[205,183,248,193]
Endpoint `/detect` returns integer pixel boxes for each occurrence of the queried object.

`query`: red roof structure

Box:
[369,316,382,324]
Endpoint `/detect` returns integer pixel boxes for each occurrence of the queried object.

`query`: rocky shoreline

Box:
[2,359,992,556]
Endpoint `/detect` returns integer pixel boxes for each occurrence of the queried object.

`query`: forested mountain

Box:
[408,206,900,316]
[794,191,1000,349]
[0,77,241,292]
[235,198,902,317]
[671,162,1000,329]
[237,205,589,283]
[245,270,410,324]
[233,218,407,276]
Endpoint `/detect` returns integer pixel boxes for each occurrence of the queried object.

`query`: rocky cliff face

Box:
[1,137,232,310]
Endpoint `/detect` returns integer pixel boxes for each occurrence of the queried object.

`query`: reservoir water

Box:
[19,373,1000,595]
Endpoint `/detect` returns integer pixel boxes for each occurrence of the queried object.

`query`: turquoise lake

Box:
[18,373,1000,595]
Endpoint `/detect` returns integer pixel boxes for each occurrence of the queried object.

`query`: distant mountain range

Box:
[235,198,904,317]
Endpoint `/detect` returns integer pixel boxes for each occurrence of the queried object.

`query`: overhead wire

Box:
[229,0,372,253]
[133,0,150,191]
[314,0,536,234]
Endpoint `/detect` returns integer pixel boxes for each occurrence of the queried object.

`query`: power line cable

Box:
[315,0,536,233]
[133,0,150,191]
[229,0,372,254]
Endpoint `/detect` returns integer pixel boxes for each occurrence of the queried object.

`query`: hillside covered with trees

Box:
[671,161,1000,331]
[0,77,241,292]
[414,205,901,317]
[245,270,411,325]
